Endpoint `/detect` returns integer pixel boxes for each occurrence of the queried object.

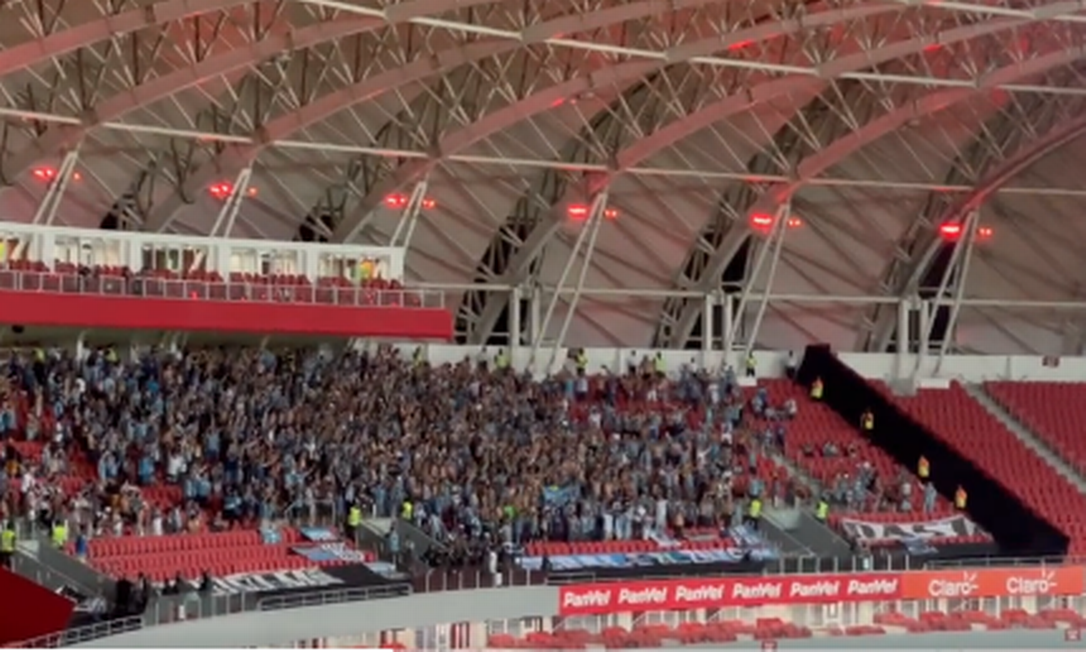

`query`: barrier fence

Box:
[0,270,446,309]
[8,558,1086,648]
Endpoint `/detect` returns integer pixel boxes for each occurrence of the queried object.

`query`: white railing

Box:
[0,271,446,310]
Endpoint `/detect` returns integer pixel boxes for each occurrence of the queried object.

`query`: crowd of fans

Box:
[0,344,902,564]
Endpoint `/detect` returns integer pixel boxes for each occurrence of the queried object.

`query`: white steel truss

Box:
[1,0,1086,354]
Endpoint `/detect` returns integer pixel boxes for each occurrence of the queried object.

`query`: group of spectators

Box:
[0,344,828,563]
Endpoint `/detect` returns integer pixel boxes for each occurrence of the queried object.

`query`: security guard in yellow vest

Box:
[0,522,15,568]
[347,505,362,543]
[861,409,874,432]
[918,456,930,480]
[745,353,757,378]
[815,498,829,522]
[495,348,509,371]
[401,500,413,521]
[747,498,763,529]
[954,485,968,510]
[810,377,824,401]
[653,352,665,376]
[51,520,68,549]
[575,349,588,375]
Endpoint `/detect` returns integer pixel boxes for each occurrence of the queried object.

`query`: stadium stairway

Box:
[760,508,854,558]
[962,383,1086,494]
[750,452,854,558]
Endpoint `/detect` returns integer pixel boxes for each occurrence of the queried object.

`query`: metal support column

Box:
[31,148,81,226]
[208,167,253,238]
[528,190,610,373]
[509,286,522,352]
[389,177,430,249]
[743,204,789,361]
[896,299,910,377]
[935,209,981,374]
[701,293,713,362]
[917,299,930,371]
[723,202,790,359]
[720,291,733,369]
[528,286,541,347]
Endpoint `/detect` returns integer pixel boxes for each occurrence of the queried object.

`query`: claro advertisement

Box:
[557,566,1085,615]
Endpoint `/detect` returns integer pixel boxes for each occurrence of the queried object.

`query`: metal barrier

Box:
[6,554,1074,647]
[0,270,445,309]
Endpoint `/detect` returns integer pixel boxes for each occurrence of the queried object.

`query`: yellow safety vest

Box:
[576,353,588,370]
[749,499,762,519]
[0,529,15,552]
[401,501,413,520]
[918,457,930,479]
[51,524,67,548]
[746,355,756,370]
[348,507,362,527]
[412,348,423,366]
[862,414,874,430]
[496,353,509,369]
[810,382,823,400]
[653,356,665,373]
[815,501,829,521]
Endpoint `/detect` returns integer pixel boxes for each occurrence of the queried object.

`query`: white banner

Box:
[838,514,980,542]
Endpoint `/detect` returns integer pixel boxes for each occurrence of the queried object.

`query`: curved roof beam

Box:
[141,0,738,232]
[863,111,1086,351]
[0,0,257,79]
[665,43,1086,346]
[2,16,386,181]
[468,13,1061,344]
[0,0,514,81]
[329,3,901,242]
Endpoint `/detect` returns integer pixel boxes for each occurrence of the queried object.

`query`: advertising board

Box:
[558,566,1086,615]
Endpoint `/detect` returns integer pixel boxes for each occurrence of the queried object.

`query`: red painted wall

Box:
[0,568,76,645]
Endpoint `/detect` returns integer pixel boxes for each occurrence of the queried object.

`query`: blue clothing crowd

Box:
[0,346,805,556]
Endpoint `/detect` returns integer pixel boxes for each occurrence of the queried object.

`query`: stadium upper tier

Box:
[0,223,405,282]
[0,224,453,339]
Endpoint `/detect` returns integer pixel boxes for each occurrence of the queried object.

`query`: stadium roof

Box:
[1,0,1085,353]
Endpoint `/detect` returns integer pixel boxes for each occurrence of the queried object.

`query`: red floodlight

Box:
[384,193,436,210]
[567,204,619,221]
[208,182,258,200]
[749,212,803,232]
[32,166,83,182]
[32,166,56,181]
[939,222,993,241]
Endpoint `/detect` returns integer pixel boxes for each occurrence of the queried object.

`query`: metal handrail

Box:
[6,553,1075,648]
[0,270,445,310]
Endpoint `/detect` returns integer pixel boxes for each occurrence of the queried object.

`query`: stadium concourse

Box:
[3,0,1086,647]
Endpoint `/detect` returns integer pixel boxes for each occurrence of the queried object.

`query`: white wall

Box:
[393,343,1086,385]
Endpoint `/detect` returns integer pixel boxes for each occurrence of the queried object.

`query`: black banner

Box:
[211,564,406,600]
[839,514,980,542]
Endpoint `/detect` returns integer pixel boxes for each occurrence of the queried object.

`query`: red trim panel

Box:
[0,291,453,339]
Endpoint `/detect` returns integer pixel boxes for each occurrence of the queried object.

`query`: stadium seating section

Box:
[884,382,1086,554]
[985,382,1086,474]
[1,256,1082,579]
[87,529,372,582]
